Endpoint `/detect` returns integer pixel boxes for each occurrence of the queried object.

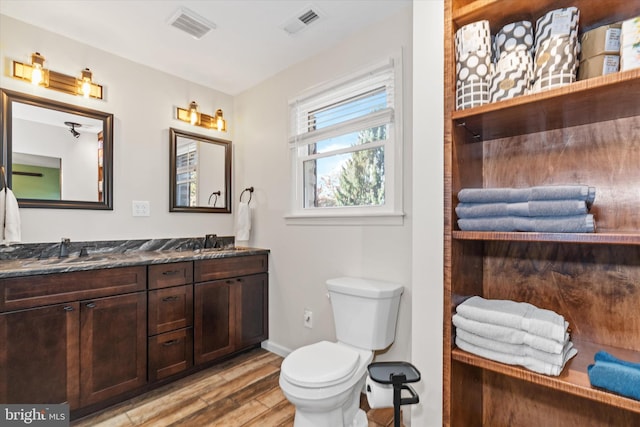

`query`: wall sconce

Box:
[176,102,227,132]
[12,52,103,99]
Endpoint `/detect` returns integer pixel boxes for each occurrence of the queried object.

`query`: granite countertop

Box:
[0,237,269,279]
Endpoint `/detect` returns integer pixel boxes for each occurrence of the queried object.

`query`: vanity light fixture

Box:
[11,52,104,99]
[176,102,227,132]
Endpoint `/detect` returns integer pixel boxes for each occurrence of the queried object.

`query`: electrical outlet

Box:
[132,200,150,217]
[304,309,313,328]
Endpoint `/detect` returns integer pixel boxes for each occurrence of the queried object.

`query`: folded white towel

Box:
[456,336,578,376]
[0,188,21,244]
[452,314,567,354]
[235,201,251,241]
[457,296,568,343]
[456,328,574,366]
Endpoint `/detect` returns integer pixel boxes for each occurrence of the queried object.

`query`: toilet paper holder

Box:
[367,361,421,427]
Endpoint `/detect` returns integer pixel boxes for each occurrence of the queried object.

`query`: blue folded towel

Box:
[588,351,640,400]
[455,200,589,218]
[457,215,595,233]
[458,186,596,206]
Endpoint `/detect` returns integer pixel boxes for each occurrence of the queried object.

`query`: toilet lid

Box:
[281,341,360,388]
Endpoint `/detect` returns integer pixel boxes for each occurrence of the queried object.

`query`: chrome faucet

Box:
[204,234,218,249]
[59,238,71,258]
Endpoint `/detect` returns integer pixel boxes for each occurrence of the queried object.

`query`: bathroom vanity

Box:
[0,239,269,419]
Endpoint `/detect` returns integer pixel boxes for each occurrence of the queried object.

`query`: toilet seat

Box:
[281,341,360,388]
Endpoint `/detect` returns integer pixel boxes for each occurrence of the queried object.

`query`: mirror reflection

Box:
[169,128,231,213]
[1,89,113,209]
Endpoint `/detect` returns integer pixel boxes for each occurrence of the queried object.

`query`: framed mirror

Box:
[169,127,231,213]
[1,89,113,209]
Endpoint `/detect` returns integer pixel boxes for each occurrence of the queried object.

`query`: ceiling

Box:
[0,0,411,95]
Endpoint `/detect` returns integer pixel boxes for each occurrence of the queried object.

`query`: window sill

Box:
[284,211,405,226]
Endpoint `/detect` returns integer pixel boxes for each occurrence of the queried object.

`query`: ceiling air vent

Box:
[168,7,216,40]
[283,7,322,35]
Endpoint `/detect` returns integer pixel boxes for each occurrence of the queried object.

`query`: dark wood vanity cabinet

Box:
[0,266,147,410]
[0,252,268,417]
[194,255,268,365]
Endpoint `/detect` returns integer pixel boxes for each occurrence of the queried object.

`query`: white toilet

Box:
[279,277,404,427]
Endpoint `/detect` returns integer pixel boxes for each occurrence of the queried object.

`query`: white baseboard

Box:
[261,340,291,357]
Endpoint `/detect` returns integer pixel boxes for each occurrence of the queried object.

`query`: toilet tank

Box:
[326,277,404,350]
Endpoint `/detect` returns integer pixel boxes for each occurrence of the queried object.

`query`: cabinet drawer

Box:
[148,328,193,382]
[148,262,193,290]
[0,266,147,312]
[148,285,193,335]
[194,255,267,283]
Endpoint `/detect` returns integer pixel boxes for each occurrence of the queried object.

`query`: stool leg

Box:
[393,385,401,427]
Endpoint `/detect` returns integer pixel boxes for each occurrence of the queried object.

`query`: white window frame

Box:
[285,53,404,226]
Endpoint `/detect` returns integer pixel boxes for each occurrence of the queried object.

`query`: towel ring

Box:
[240,187,254,204]
[208,190,221,207]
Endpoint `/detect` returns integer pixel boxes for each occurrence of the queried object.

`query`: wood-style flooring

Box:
[71,347,401,427]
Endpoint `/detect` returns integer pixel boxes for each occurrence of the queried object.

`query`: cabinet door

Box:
[236,273,268,349]
[80,292,146,407]
[0,303,80,408]
[194,280,235,365]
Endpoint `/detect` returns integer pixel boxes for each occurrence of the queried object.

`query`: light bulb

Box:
[189,102,198,125]
[80,68,93,98]
[30,52,45,86]
[31,64,43,86]
[82,80,91,97]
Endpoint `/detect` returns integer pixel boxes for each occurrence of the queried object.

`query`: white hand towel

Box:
[456,328,573,366]
[457,296,568,343]
[235,201,251,241]
[0,188,21,244]
[453,314,567,354]
[456,336,577,376]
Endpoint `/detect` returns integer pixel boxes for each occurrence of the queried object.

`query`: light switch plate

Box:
[132,200,150,217]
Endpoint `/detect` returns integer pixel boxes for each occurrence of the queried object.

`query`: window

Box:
[287,56,403,224]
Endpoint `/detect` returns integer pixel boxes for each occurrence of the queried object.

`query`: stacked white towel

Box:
[453,296,577,376]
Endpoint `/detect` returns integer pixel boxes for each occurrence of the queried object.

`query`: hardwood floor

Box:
[71,348,400,427]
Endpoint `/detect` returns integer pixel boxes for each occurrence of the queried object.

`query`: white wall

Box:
[234,6,414,365]
[411,1,444,426]
[0,15,235,242]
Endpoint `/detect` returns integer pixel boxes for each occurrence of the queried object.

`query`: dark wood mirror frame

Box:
[1,89,113,210]
[169,127,232,213]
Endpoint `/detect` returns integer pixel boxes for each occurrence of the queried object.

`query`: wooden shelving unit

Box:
[444,1,640,425]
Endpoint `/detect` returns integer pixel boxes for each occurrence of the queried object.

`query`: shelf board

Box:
[452,0,639,32]
[452,231,640,245]
[451,69,640,141]
[452,339,640,414]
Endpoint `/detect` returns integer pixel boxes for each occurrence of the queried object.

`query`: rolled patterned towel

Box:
[456,328,574,366]
[456,296,568,343]
[588,351,640,400]
[456,336,577,376]
[452,314,568,354]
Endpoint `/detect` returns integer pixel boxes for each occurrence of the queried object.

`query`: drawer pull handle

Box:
[63,306,74,312]
[162,270,181,276]
[162,339,180,347]
[162,296,180,302]
[86,302,96,308]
